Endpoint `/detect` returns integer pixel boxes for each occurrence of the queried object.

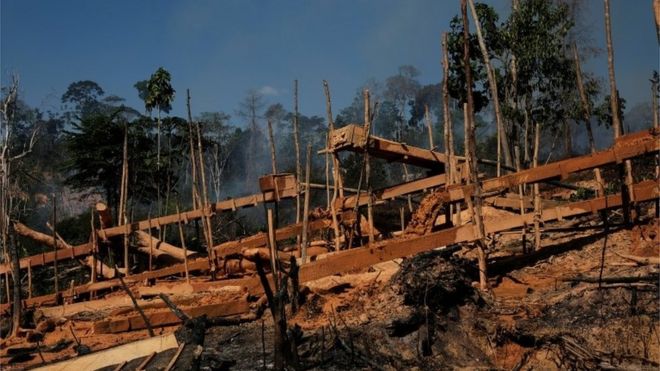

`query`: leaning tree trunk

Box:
[572,43,605,197]
[468,0,512,175]
[604,0,634,223]
[532,122,542,251]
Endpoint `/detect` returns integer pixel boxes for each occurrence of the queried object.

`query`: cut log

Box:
[135,231,197,261]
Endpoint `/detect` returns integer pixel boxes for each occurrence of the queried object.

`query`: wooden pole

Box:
[363,90,375,244]
[604,0,634,223]
[267,119,278,174]
[90,208,97,283]
[301,144,312,263]
[325,132,330,209]
[175,204,190,284]
[293,80,302,229]
[323,80,343,251]
[195,122,216,275]
[266,208,279,291]
[462,0,488,291]
[52,194,59,295]
[147,215,153,273]
[442,32,460,225]
[27,263,32,299]
[186,89,200,210]
[653,74,659,217]
[532,122,542,251]
[572,43,605,197]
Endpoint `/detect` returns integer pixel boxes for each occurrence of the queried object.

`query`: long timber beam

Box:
[328,124,448,171]
[98,183,298,239]
[438,129,658,204]
[10,179,653,312]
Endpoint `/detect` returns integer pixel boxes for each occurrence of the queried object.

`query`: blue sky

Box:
[1,0,658,124]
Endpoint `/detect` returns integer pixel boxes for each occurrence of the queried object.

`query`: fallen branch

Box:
[116,266,154,337]
[562,274,659,284]
[614,252,660,265]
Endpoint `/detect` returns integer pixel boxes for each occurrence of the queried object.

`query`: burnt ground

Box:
[193,213,659,370]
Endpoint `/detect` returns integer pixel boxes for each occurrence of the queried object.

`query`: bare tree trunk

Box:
[363,90,375,244]
[52,195,59,296]
[196,122,216,276]
[468,0,512,175]
[653,74,659,216]
[186,89,200,210]
[267,120,278,174]
[604,0,634,223]
[301,144,312,263]
[462,0,487,291]
[572,43,605,196]
[442,32,461,225]
[293,80,302,229]
[532,122,542,251]
[562,120,572,157]
[323,81,343,250]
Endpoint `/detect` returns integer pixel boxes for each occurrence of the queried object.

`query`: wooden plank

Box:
[439,129,659,204]
[0,242,93,275]
[33,334,178,371]
[99,187,298,239]
[93,298,250,334]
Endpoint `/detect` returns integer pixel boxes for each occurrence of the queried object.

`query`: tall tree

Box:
[145,67,175,168]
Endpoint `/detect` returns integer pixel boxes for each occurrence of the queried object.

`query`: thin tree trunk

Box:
[323,80,343,251]
[364,90,375,244]
[572,43,605,196]
[442,32,461,225]
[267,119,278,174]
[604,0,634,223]
[468,0,512,175]
[196,122,216,275]
[175,204,190,284]
[293,80,302,229]
[52,195,59,296]
[653,75,659,216]
[462,0,487,291]
[186,89,200,210]
[532,121,541,251]
[301,144,312,263]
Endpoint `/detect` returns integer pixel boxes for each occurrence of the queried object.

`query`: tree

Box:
[237,90,265,188]
[145,67,175,167]
[61,80,105,118]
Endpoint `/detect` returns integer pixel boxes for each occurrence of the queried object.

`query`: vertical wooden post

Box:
[325,133,330,209]
[195,122,216,276]
[90,208,97,283]
[400,206,405,236]
[301,144,312,263]
[186,89,200,210]
[293,80,302,229]
[267,208,279,291]
[532,122,542,251]
[27,263,32,299]
[52,194,59,295]
[147,215,153,273]
[363,90,375,244]
[462,0,488,291]
[442,32,460,224]
[604,0,634,223]
[175,204,190,284]
[652,74,659,216]
[323,80,343,251]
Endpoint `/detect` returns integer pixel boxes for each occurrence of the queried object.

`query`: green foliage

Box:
[145,67,175,114]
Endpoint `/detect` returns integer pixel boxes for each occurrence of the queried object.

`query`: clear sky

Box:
[1,0,658,123]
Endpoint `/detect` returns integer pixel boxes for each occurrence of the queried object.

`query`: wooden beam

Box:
[328,124,448,171]
[93,297,250,334]
[99,185,298,239]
